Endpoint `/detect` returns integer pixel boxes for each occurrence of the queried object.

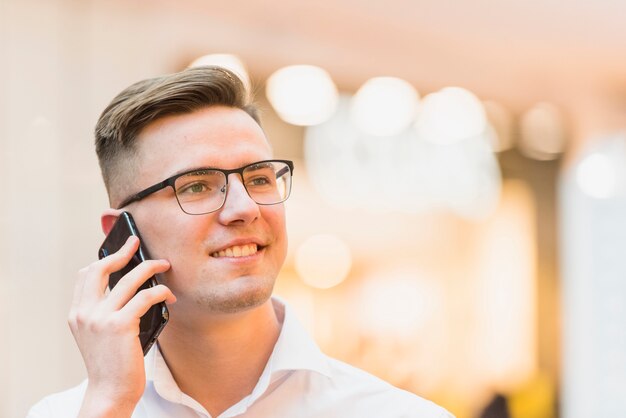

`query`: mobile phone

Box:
[98,211,169,355]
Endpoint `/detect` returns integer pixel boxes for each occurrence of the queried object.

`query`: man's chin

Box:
[193,284,274,314]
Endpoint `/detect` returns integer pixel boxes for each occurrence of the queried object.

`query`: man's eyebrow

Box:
[247,162,273,170]
[168,161,277,178]
[170,165,218,177]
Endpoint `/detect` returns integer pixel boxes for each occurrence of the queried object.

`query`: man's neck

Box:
[156,299,282,417]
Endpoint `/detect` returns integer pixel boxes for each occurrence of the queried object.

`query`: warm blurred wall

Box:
[0,2,106,417]
[2,1,626,418]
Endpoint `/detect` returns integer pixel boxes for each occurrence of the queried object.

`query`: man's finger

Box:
[120,285,176,319]
[80,236,140,304]
[104,259,171,311]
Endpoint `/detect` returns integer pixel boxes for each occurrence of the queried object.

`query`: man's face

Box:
[118,106,288,318]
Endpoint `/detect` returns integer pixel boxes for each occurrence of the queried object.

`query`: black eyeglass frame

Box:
[117,159,294,215]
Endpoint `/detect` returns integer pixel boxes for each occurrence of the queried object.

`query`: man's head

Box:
[95,66,260,208]
[96,67,289,318]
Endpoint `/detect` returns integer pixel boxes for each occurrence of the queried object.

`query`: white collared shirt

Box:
[27,298,453,418]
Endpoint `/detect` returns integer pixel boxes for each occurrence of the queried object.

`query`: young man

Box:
[28,66,453,418]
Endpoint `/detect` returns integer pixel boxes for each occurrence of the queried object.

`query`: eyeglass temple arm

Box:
[275,165,291,179]
[117,179,170,209]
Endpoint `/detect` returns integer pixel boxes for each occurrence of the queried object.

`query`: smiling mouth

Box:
[211,243,259,258]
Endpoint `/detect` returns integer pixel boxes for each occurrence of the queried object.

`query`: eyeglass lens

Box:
[173,161,291,214]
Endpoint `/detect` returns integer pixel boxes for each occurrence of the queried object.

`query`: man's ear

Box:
[101,208,124,235]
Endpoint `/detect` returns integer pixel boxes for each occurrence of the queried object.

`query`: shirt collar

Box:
[143,297,331,411]
[268,296,331,377]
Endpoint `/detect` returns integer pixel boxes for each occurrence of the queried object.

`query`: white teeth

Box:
[212,244,258,258]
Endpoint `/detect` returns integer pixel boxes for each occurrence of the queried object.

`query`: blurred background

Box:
[2,0,626,417]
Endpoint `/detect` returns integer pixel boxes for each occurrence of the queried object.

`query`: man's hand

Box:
[68,236,175,418]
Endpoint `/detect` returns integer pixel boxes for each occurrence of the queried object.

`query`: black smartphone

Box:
[98,211,169,356]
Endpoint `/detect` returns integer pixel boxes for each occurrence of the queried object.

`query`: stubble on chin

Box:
[192,278,275,314]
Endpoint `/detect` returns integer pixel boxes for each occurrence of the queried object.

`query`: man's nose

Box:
[218,174,260,225]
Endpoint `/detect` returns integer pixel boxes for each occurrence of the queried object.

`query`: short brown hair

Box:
[95,65,260,205]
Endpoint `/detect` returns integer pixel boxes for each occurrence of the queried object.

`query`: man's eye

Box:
[248,177,272,187]
[190,183,206,193]
[179,182,210,194]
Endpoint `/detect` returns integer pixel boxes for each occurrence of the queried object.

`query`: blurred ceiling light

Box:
[350,77,419,137]
[295,234,352,289]
[483,100,514,152]
[518,102,566,160]
[266,65,339,126]
[305,96,501,217]
[306,96,431,212]
[355,269,441,338]
[415,87,487,145]
[576,152,617,199]
[305,96,376,210]
[189,53,251,92]
[424,135,502,220]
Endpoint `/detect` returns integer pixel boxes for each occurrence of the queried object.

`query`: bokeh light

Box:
[188,53,251,93]
[576,152,617,199]
[350,77,419,136]
[266,65,339,126]
[415,87,487,145]
[518,102,566,160]
[295,234,352,289]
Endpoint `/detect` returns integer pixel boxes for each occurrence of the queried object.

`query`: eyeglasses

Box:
[118,159,294,215]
